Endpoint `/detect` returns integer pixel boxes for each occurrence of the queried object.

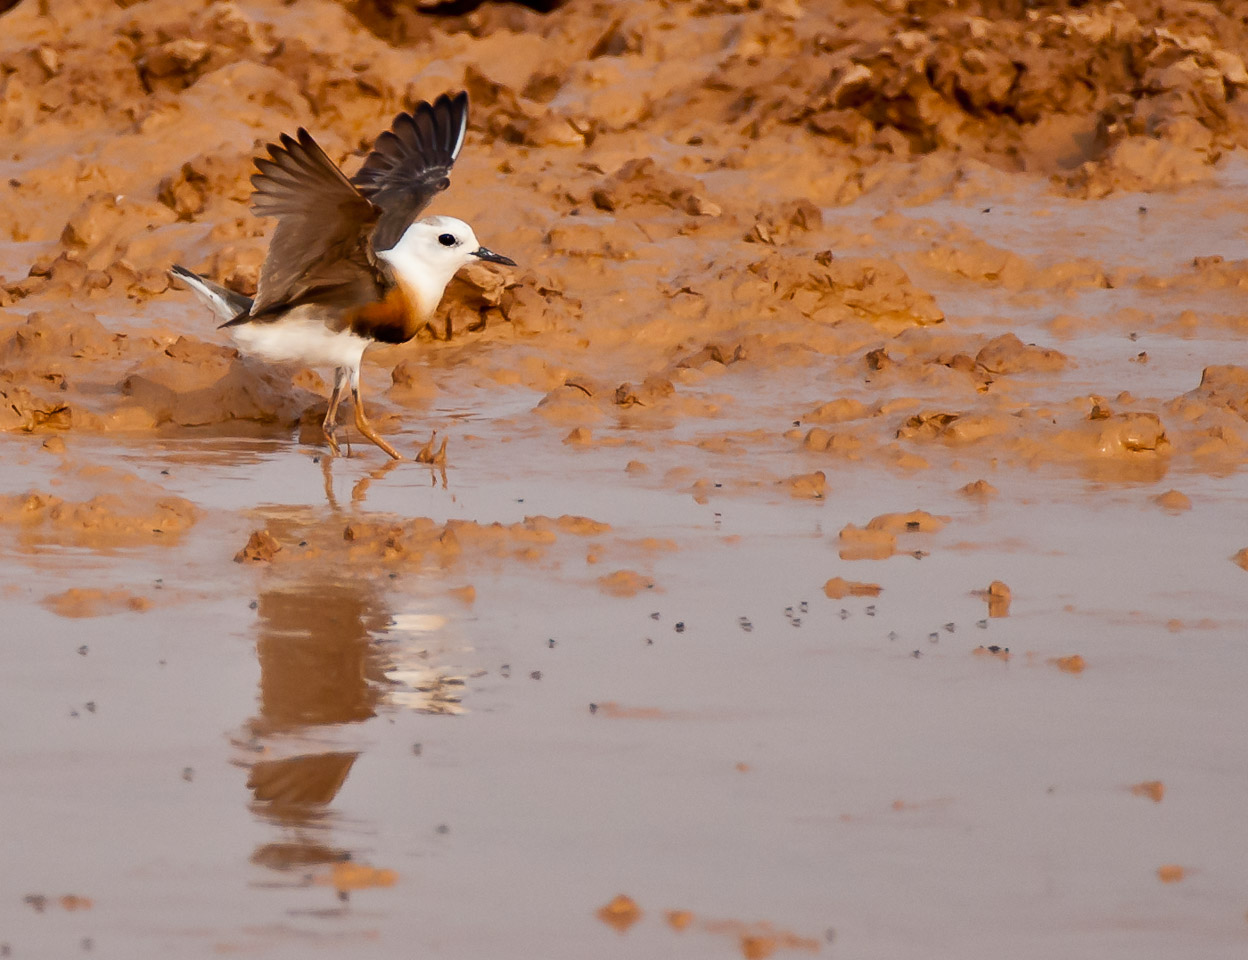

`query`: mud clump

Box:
[728,2,1248,189]
[248,511,614,578]
[236,529,282,563]
[959,479,998,500]
[978,580,1012,618]
[975,334,1067,376]
[591,158,721,218]
[1185,365,1248,417]
[822,577,881,600]
[783,471,826,500]
[837,524,895,561]
[42,588,152,618]
[1052,654,1087,674]
[866,510,949,534]
[598,569,655,597]
[0,491,196,548]
[597,894,641,933]
[121,337,319,429]
[1153,489,1192,512]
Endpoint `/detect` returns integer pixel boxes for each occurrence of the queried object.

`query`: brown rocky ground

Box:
[3,2,1247,958]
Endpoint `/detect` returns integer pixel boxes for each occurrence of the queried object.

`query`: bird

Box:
[170,91,514,460]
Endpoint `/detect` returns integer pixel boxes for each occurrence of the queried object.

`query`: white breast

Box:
[228,309,370,371]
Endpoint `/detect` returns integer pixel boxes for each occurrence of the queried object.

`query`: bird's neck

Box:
[383,248,456,323]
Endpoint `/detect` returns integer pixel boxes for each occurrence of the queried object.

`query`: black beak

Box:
[472,246,516,267]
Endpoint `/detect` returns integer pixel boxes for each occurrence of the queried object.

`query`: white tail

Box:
[169,265,252,323]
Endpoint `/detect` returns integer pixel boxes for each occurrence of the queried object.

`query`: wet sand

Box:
[3,1,1248,957]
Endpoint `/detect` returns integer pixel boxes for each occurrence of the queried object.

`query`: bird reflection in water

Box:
[319,443,446,511]
[240,576,463,880]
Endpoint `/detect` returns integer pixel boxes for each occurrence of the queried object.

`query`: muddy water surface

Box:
[4,0,1248,958]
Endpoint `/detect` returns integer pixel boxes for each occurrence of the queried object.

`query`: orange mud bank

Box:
[2,2,1248,959]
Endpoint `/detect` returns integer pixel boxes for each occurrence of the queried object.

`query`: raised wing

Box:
[352,91,468,252]
[248,129,379,316]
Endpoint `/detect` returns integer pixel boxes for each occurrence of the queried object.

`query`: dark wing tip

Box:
[273,131,299,157]
[348,91,469,241]
[352,90,470,193]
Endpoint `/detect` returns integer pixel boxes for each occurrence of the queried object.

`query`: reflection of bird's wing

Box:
[247,129,380,318]
[351,91,468,253]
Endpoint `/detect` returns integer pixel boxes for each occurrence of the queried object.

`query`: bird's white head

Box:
[375,215,515,320]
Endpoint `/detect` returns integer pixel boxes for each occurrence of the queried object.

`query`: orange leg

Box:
[351,383,401,460]
[322,367,348,456]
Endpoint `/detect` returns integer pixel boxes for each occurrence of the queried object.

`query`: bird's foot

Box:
[415,431,448,465]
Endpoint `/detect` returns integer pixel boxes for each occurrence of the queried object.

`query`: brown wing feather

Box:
[351,92,468,252]
[248,129,381,317]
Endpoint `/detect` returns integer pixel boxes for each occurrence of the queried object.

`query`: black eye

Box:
[438,233,456,247]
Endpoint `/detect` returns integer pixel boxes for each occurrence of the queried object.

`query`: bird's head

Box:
[377,215,514,290]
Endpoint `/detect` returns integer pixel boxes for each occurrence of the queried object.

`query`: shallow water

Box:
[4,405,1247,959]
[4,1,1248,956]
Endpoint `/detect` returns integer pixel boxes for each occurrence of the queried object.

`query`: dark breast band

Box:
[343,287,420,345]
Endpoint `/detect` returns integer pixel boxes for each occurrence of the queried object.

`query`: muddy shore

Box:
[2,1,1247,958]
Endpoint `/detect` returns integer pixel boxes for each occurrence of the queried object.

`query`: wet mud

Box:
[3,1,1248,958]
